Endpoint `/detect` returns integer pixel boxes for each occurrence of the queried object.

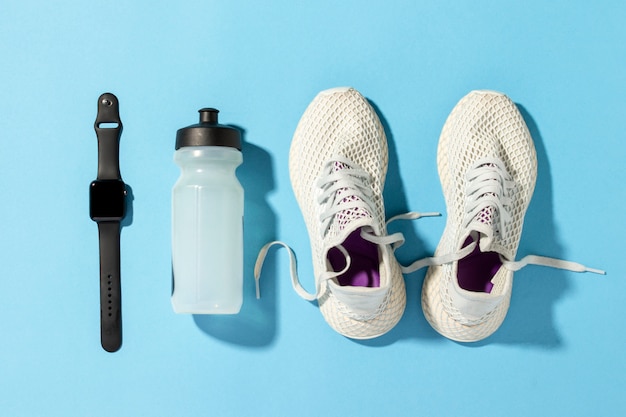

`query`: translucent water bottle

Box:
[172,108,243,314]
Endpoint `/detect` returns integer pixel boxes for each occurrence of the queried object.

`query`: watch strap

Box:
[95,93,123,180]
[98,221,122,352]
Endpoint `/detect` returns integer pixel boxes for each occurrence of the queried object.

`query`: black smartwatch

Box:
[89,93,127,352]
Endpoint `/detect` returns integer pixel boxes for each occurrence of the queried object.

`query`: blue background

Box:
[1,1,623,416]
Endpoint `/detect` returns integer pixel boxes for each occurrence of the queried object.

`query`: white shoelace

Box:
[317,158,375,238]
[463,158,514,239]
[255,156,605,303]
[399,237,605,275]
[400,158,605,276]
[254,213,440,301]
[254,157,439,300]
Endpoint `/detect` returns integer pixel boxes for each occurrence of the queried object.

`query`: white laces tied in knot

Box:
[463,158,514,239]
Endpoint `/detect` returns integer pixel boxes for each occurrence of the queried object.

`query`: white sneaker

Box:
[413,90,604,342]
[260,87,406,339]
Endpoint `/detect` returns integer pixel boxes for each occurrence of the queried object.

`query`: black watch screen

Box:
[89,179,126,221]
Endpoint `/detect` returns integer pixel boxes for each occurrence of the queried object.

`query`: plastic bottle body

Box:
[172,146,243,314]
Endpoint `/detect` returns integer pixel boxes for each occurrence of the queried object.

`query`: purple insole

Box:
[327,229,381,288]
[457,235,502,293]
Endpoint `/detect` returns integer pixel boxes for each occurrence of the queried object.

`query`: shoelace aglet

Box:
[504,255,606,275]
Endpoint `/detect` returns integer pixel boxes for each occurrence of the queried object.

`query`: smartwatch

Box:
[89,93,127,352]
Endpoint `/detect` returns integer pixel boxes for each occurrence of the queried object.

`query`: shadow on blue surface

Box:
[479,104,567,348]
[355,101,568,348]
[117,184,133,351]
[192,131,278,347]
[451,104,567,349]
[355,101,443,347]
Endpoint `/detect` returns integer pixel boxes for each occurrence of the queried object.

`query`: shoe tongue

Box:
[329,161,374,239]
[470,207,495,251]
[468,162,498,251]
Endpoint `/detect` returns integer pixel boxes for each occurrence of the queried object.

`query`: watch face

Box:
[90,180,126,221]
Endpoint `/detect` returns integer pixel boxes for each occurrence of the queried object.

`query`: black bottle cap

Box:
[175,108,241,150]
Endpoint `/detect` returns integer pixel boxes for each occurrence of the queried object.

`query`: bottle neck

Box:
[175,146,242,171]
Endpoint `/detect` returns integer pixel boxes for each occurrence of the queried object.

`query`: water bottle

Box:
[172,108,243,314]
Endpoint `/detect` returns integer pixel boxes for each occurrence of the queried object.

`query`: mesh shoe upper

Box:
[255,88,603,341]
[289,87,406,339]
[422,90,537,342]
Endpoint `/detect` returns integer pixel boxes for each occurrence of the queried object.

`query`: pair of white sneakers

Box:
[255,87,604,342]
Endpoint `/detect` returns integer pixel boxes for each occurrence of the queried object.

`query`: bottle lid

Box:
[175,108,241,150]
